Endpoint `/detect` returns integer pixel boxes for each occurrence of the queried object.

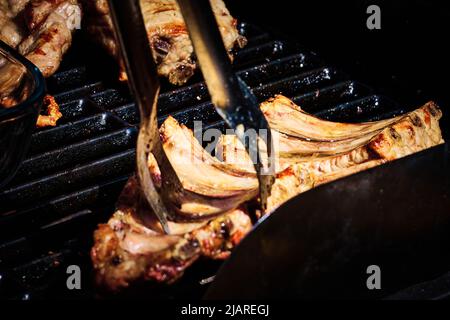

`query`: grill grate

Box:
[0,22,409,299]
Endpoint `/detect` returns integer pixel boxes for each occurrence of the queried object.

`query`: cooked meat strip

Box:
[0,18,24,48]
[2,0,31,17]
[24,0,67,31]
[1,0,80,107]
[36,94,62,127]
[83,0,246,85]
[0,0,80,72]
[0,2,26,47]
[18,0,81,77]
[92,96,443,291]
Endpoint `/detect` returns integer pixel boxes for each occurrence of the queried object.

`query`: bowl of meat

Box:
[0,40,45,188]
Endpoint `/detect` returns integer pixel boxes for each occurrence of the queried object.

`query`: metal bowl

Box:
[0,40,45,189]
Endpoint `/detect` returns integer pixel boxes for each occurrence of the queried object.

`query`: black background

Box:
[228,0,450,109]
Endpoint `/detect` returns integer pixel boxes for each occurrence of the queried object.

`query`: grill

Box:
[0,22,435,299]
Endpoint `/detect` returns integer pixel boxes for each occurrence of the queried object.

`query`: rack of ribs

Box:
[91,95,444,291]
[83,0,247,85]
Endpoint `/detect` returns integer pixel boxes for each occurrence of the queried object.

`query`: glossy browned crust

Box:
[19,0,81,77]
[91,177,252,291]
[83,0,246,85]
[0,0,26,47]
[36,94,62,127]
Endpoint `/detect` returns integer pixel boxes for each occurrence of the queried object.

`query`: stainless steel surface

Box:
[177,0,275,211]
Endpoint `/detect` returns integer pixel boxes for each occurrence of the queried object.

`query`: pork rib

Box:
[92,176,252,291]
[92,96,444,291]
[217,95,444,174]
[83,0,246,85]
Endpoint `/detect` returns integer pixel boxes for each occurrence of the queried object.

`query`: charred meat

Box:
[0,0,81,76]
[18,0,81,77]
[0,0,27,47]
[92,176,252,291]
[83,0,247,85]
[36,94,62,127]
[0,0,81,107]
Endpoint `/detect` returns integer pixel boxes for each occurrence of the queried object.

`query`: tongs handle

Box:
[108,0,158,121]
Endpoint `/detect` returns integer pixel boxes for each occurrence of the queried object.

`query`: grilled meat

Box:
[0,0,81,107]
[218,96,444,172]
[0,1,26,47]
[92,96,443,291]
[1,0,31,17]
[92,176,252,291]
[153,116,258,220]
[36,94,62,127]
[83,0,247,85]
[18,0,81,77]
[153,97,443,214]
[0,0,81,75]
[218,96,443,209]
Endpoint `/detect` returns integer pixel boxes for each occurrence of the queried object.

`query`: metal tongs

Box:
[108,0,183,234]
[177,0,275,209]
[108,0,275,234]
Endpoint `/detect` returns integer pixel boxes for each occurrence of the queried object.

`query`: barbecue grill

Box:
[0,1,449,299]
